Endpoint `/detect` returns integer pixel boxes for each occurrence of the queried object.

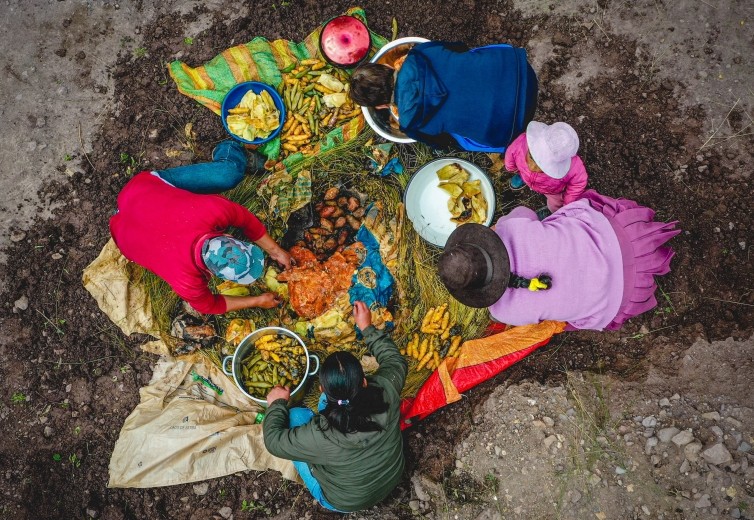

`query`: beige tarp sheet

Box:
[83,240,298,487]
[108,357,298,488]
[82,239,161,338]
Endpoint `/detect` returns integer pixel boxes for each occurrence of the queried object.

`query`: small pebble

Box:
[695,494,711,508]
[193,483,209,496]
[14,295,29,312]
[645,437,658,455]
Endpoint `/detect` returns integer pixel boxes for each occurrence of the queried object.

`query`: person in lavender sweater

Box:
[437,191,680,331]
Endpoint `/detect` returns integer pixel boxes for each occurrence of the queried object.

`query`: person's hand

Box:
[272,249,294,270]
[255,292,283,309]
[266,385,290,406]
[353,301,372,331]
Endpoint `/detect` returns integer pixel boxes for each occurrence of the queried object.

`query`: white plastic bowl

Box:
[404,158,496,247]
[360,37,429,143]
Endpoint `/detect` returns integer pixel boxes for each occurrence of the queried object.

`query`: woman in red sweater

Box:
[110,140,291,314]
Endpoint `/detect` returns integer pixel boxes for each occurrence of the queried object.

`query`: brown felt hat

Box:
[438,224,511,308]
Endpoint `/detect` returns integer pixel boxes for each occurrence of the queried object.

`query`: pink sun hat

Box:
[526,121,580,179]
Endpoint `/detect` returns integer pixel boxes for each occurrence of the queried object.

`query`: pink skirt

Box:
[580,190,681,331]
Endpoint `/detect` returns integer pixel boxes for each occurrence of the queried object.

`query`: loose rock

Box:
[642,415,657,428]
[14,295,29,312]
[672,430,694,446]
[684,442,703,462]
[193,483,209,495]
[702,444,732,466]
[411,476,431,502]
[657,427,680,443]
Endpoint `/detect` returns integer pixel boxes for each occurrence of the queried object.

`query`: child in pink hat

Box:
[505,121,588,219]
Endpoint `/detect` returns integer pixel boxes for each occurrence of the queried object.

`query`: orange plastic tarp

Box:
[399,321,566,428]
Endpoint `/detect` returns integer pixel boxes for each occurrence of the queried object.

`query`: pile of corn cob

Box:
[277,58,362,158]
[400,304,463,371]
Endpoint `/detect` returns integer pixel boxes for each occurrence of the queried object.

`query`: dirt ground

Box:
[0,0,752,519]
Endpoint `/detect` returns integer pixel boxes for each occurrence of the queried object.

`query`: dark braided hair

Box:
[319,351,389,435]
[508,273,553,291]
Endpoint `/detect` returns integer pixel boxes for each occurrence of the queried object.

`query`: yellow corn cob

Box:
[417,352,433,371]
[440,310,450,332]
[409,333,420,358]
[430,304,447,327]
[418,338,429,359]
[421,308,435,331]
[448,336,463,357]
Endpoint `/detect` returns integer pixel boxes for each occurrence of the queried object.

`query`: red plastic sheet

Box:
[399,321,566,429]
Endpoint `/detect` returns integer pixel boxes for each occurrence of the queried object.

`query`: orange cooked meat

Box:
[278,244,364,319]
[289,246,318,268]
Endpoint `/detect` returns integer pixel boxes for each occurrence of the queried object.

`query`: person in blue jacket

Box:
[350,41,538,151]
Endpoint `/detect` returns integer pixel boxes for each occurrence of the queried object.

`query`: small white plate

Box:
[404,158,496,247]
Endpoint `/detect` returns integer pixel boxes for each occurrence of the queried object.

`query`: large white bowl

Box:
[404,158,496,247]
[361,37,429,143]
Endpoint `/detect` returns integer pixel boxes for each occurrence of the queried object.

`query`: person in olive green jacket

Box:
[263,301,408,512]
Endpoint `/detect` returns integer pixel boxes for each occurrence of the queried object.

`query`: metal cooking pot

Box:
[361,37,429,143]
[222,327,320,406]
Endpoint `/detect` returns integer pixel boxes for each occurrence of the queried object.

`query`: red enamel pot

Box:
[319,15,371,67]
